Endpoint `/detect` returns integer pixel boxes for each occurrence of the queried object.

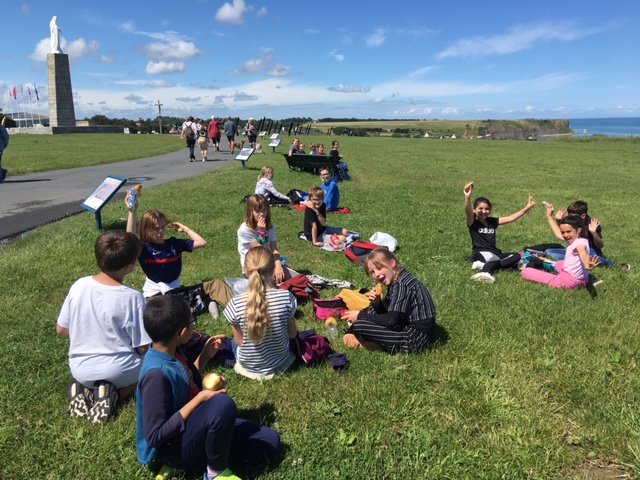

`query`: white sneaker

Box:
[471,261,485,270]
[208,301,219,320]
[471,272,495,283]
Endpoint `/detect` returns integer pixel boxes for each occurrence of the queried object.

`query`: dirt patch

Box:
[571,461,631,479]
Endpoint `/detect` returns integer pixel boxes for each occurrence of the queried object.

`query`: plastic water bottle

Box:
[126,184,142,211]
[325,318,339,342]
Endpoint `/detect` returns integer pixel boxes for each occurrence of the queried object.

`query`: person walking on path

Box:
[208,116,223,151]
[181,117,197,162]
[0,117,9,183]
[224,116,238,155]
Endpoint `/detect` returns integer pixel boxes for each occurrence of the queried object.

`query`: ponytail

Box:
[244,246,276,343]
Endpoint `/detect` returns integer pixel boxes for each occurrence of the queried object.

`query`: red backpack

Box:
[344,241,385,264]
[278,274,319,304]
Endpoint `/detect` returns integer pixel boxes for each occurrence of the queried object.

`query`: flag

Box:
[12,86,16,99]
[34,85,39,101]
[28,86,31,100]
[20,85,23,98]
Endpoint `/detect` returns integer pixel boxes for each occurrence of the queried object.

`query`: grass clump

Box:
[1,136,640,479]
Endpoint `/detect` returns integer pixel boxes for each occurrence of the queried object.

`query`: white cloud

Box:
[228,52,274,75]
[101,55,117,64]
[139,41,200,62]
[28,37,100,65]
[366,28,386,47]
[266,65,291,77]
[328,50,345,62]
[437,22,607,59]
[21,4,30,15]
[409,66,436,78]
[145,61,186,75]
[256,7,267,17]
[327,85,372,93]
[215,0,249,25]
[125,94,150,105]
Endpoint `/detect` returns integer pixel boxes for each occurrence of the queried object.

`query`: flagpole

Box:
[20,85,27,127]
[27,86,35,128]
[34,85,41,125]
[12,91,20,127]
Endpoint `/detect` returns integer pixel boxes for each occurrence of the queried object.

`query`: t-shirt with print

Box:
[468,217,501,254]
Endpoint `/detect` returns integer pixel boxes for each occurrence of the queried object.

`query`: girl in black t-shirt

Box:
[464,182,536,283]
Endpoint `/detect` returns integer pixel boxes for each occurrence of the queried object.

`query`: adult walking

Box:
[0,117,9,183]
[207,116,223,151]
[223,116,238,155]
[244,117,258,149]
[181,116,197,162]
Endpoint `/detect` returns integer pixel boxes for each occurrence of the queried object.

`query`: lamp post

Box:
[155,100,163,134]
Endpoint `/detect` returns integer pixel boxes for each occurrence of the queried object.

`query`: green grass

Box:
[1,136,640,479]
[3,133,183,174]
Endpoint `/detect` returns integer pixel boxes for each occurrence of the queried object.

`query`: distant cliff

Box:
[484,119,573,140]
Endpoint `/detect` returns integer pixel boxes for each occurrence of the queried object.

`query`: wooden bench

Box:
[282,154,339,176]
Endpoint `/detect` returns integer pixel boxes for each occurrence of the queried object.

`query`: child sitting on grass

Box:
[303,186,348,247]
[57,230,151,424]
[136,295,281,480]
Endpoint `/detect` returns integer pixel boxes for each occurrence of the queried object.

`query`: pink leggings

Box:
[521,261,588,290]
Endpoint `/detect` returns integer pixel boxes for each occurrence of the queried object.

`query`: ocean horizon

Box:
[567,117,640,137]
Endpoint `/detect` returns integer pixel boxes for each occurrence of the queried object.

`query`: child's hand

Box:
[555,208,566,221]
[543,202,555,216]
[526,196,536,210]
[341,310,359,323]
[273,263,285,284]
[586,255,602,271]
[589,218,600,233]
[171,222,188,232]
[256,216,267,231]
[202,334,226,358]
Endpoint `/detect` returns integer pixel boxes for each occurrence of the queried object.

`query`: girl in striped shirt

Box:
[224,246,298,380]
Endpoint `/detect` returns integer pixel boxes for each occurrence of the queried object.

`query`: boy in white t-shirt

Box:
[56,230,151,424]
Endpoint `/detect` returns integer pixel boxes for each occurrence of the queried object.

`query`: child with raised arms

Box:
[224,246,298,380]
[521,204,600,289]
[464,182,536,283]
[136,295,280,480]
[127,194,207,298]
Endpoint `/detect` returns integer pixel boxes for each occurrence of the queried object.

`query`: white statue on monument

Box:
[50,16,63,54]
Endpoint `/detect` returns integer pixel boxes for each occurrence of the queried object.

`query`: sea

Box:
[567,117,640,137]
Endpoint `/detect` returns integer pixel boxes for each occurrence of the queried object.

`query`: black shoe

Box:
[0,168,7,183]
[89,380,119,424]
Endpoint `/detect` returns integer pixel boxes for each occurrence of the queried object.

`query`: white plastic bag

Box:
[369,232,398,252]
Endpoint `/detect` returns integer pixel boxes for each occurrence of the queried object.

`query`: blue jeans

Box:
[545,248,614,267]
[158,393,280,471]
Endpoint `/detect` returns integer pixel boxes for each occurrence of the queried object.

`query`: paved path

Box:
[0,144,237,241]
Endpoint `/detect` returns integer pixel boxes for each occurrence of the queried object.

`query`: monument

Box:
[47,16,76,129]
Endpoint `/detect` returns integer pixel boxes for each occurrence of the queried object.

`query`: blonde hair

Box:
[244,246,275,343]
[365,248,401,282]
[309,186,324,200]
[258,166,274,181]
[139,209,171,244]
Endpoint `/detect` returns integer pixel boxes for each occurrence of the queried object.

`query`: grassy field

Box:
[3,133,183,175]
[1,135,640,479]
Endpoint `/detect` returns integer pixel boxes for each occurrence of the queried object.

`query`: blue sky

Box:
[1,0,639,121]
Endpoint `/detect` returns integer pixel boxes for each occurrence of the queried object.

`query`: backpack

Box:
[290,330,333,364]
[313,297,348,321]
[184,123,195,140]
[278,274,319,304]
[336,161,351,181]
[344,241,385,264]
[165,283,209,316]
[287,189,308,206]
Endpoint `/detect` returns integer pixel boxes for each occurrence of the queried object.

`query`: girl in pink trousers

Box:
[521,204,600,289]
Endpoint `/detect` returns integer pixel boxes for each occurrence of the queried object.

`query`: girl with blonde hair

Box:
[224,246,298,380]
[255,166,291,206]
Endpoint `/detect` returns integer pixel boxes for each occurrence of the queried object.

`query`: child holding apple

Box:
[136,295,280,480]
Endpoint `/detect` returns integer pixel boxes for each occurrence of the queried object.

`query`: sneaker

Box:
[204,467,241,480]
[592,278,604,286]
[209,300,219,320]
[471,260,484,270]
[0,168,7,183]
[156,464,185,479]
[67,379,90,419]
[471,272,495,283]
[89,380,119,425]
[622,263,632,271]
